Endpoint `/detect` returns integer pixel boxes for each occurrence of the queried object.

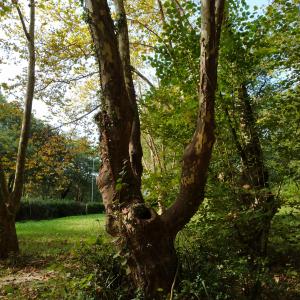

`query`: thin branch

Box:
[127,17,173,57]
[157,0,166,24]
[131,66,155,88]
[13,1,31,41]
[129,41,156,50]
[36,71,99,93]
[127,18,162,41]
[171,0,195,30]
[157,0,173,49]
[50,105,100,131]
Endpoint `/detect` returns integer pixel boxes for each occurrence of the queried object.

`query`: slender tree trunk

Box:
[223,84,277,258]
[0,0,35,259]
[236,84,277,257]
[85,0,225,296]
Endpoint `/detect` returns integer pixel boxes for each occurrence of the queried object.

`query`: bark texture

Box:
[0,0,35,259]
[86,0,225,297]
[113,0,143,186]
[0,195,19,258]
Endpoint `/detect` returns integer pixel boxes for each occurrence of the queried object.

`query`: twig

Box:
[131,66,155,88]
[169,264,179,300]
[50,105,100,131]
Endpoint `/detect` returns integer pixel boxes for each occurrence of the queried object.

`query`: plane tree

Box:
[84,0,225,296]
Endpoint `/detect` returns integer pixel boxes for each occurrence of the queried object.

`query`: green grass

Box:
[0,214,110,299]
[16,214,107,257]
[17,214,107,255]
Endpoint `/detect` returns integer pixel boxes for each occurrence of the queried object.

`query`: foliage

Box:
[138,0,300,297]
[0,97,101,202]
[16,199,104,221]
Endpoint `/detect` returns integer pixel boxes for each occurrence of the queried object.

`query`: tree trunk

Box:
[223,84,277,258]
[122,212,178,298]
[0,200,19,258]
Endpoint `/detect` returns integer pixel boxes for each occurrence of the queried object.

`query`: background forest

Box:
[0,0,299,299]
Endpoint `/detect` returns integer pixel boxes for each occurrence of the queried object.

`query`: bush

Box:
[69,241,136,300]
[16,198,105,221]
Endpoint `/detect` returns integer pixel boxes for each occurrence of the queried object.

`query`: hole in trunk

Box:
[133,204,152,220]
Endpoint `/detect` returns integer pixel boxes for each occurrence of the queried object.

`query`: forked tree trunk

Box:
[85,0,225,296]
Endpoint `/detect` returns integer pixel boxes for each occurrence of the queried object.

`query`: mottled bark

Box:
[163,0,225,234]
[86,0,225,296]
[114,0,143,186]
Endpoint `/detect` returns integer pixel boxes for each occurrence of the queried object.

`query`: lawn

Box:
[0,214,110,299]
[16,214,107,255]
[1,209,300,299]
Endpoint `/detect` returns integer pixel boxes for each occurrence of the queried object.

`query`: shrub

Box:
[16,198,105,221]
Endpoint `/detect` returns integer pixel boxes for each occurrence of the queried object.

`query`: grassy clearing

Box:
[16,214,107,255]
[1,209,300,299]
[0,214,109,299]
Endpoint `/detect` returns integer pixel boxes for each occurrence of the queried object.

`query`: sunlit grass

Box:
[16,214,107,256]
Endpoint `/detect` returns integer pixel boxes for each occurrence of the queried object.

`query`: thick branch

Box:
[238,84,267,187]
[85,0,141,213]
[51,105,101,131]
[219,92,248,164]
[12,0,35,204]
[113,0,143,184]
[162,0,225,234]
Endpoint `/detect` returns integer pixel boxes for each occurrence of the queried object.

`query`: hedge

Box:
[16,199,105,221]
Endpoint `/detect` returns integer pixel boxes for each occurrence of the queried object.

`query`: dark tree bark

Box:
[224,84,277,258]
[236,85,277,257]
[85,0,225,297]
[0,0,35,259]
